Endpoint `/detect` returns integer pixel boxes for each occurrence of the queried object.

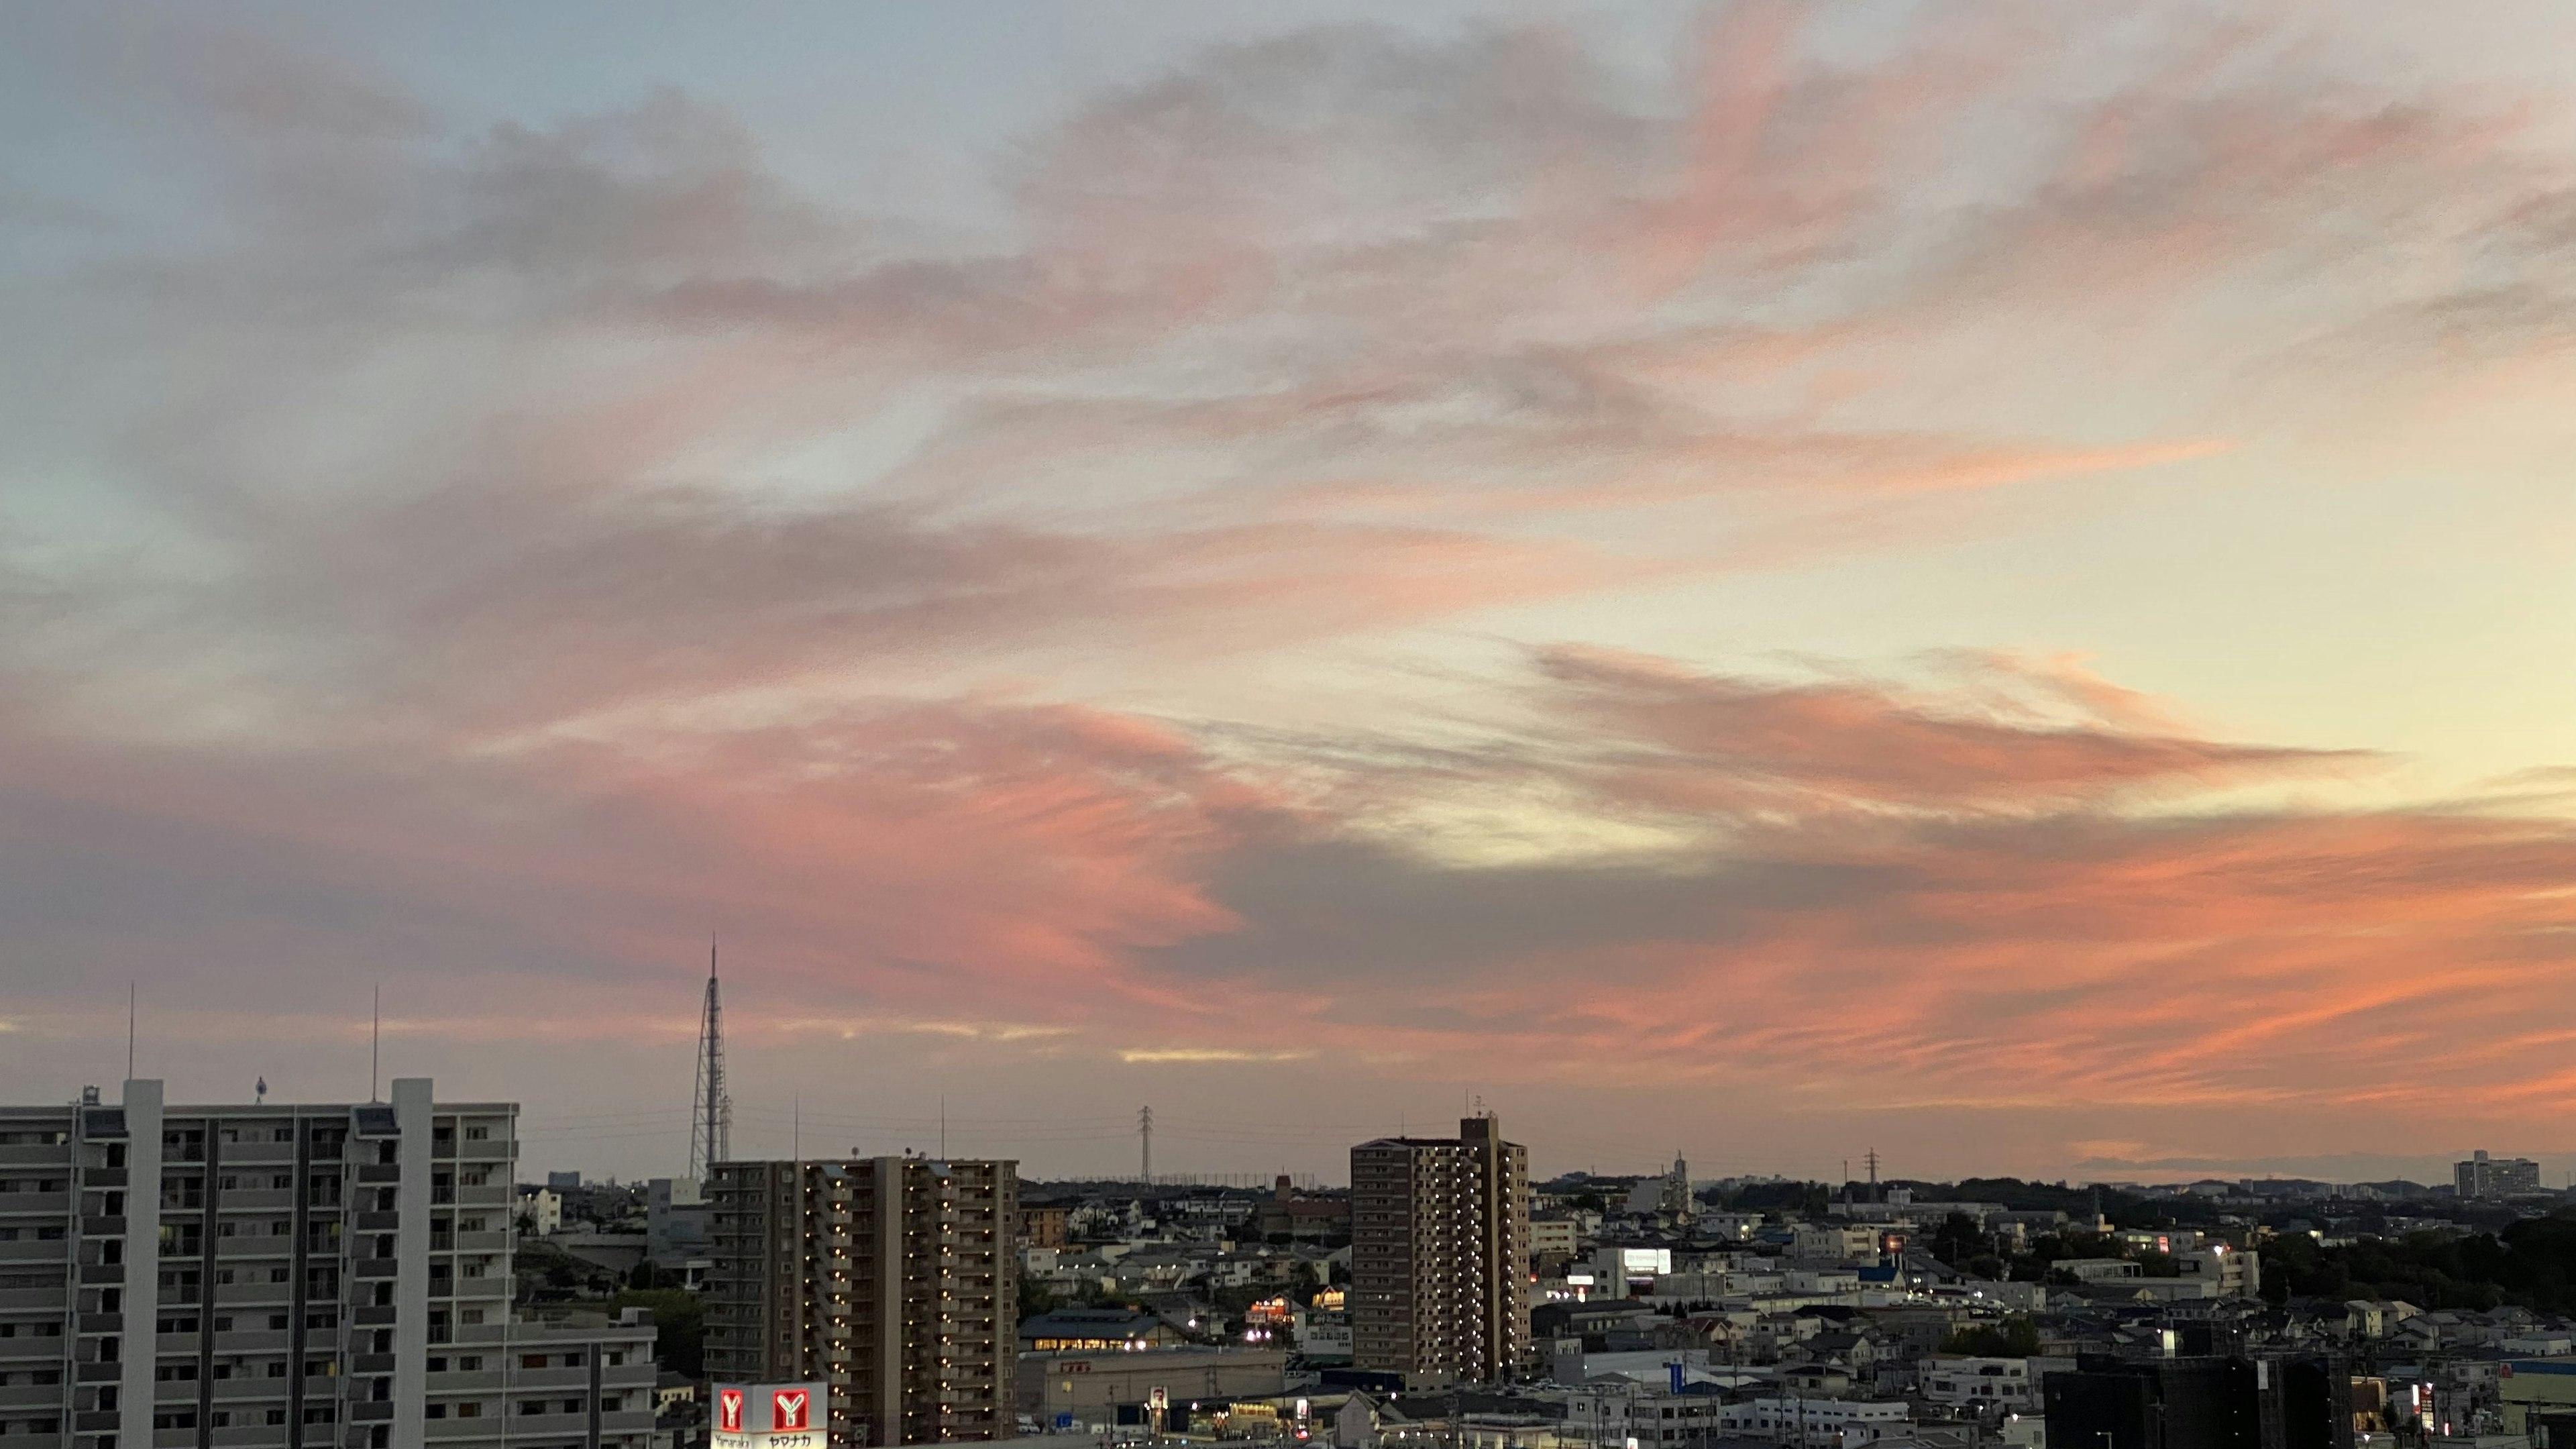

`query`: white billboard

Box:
[712,1383,828,1449]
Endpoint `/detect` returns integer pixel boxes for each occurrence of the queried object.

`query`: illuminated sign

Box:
[712,1383,828,1449]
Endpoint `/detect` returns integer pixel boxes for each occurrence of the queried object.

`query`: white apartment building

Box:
[1559,1386,1718,1449]
[1916,1356,2039,1413]
[0,1079,654,1449]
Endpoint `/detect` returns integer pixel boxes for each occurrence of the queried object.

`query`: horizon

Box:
[6,3,2576,1187]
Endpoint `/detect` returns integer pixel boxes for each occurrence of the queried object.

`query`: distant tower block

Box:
[690,941,731,1178]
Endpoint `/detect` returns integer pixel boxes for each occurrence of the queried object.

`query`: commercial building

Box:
[2500,1358,2576,1440]
[2455,1152,2542,1200]
[1349,1116,1529,1389]
[704,1157,1015,1446]
[2041,1352,2352,1449]
[1016,1311,1179,1354]
[0,1078,655,1449]
[1014,1346,1285,1430]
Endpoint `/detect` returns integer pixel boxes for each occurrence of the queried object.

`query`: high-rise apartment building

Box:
[704,1158,1014,1446]
[1349,1116,1528,1389]
[0,1079,654,1449]
[2455,1150,2542,1200]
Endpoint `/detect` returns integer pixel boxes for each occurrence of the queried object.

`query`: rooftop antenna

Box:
[256,1076,268,1105]
[938,1095,948,1159]
[370,984,382,1102]
[689,937,731,1179]
[125,982,136,1081]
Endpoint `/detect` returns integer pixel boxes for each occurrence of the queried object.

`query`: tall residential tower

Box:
[704,1157,1015,1446]
[1348,1115,1529,1389]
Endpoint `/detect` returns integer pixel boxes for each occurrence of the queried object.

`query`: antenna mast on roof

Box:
[689,938,731,1179]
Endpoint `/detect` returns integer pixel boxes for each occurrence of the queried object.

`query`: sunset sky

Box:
[3,1,2573,1187]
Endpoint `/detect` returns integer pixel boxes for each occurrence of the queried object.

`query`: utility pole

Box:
[1139,1105,1153,1185]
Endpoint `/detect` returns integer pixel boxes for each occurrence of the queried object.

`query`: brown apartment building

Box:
[1349,1116,1528,1388]
[705,1157,1015,1446]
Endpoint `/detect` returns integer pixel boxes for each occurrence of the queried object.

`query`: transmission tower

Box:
[688,940,731,1180]
[1139,1105,1152,1185]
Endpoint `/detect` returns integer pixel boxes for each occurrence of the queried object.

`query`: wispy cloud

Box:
[2,3,2573,1175]
[1119,1048,1316,1065]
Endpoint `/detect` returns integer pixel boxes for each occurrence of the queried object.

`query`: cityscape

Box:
[7,4,2576,1449]
[14,960,2576,1449]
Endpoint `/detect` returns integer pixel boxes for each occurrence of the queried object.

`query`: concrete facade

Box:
[705,1158,1015,1446]
[1349,1116,1529,1389]
[0,1079,655,1449]
[1013,1348,1285,1428]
